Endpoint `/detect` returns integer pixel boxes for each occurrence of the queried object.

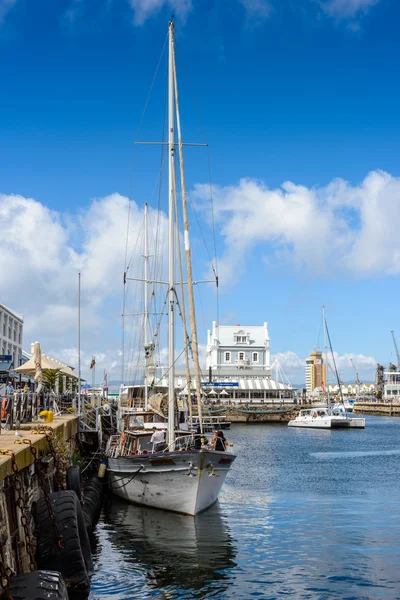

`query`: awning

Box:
[232,379,292,391]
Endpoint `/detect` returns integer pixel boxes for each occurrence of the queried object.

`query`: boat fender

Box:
[66,465,84,503]
[7,570,69,600]
[35,490,92,595]
[98,461,107,478]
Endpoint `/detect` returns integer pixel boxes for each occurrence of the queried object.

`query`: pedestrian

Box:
[6,381,14,396]
[150,427,166,452]
[211,429,227,451]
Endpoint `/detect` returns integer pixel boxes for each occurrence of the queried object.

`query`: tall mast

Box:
[167,20,176,449]
[173,30,203,433]
[323,306,330,405]
[144,202,149,410]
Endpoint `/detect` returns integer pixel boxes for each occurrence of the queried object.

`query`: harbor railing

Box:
[0,392,106,433]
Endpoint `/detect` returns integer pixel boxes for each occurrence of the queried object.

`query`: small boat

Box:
[288,407,365,429]
[289,308,365,431]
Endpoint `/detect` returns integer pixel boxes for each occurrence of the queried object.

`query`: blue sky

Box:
[1,0,400,383]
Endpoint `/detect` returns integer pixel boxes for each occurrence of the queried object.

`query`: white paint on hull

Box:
[288,417,365,429]
[108,450,235,516]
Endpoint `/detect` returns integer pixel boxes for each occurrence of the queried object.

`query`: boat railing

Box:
[163,433,235,454]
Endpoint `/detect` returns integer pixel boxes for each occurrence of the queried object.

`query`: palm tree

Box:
[43,369,60,393]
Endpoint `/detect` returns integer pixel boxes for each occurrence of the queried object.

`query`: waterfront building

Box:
[0,304,23,369]
[125,322,295,406]
[206,321,271,374]
[305,350,327,393]
[201,321,294,403]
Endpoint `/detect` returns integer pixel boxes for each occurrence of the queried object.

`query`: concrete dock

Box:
[0,414,78,577]
[0,415,78,479]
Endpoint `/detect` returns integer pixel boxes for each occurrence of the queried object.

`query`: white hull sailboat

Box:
[289,308,365,430]
[106,20,236,515]
[108,449,234,515]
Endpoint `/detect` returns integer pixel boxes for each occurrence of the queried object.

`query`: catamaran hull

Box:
[107,450,236,516]
[288,417,365,429]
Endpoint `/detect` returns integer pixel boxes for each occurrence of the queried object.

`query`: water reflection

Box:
[91,499,237,598]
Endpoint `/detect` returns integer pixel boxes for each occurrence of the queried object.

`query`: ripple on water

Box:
[87,418,400,599]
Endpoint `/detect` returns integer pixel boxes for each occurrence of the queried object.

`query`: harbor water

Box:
[89,417,400,599]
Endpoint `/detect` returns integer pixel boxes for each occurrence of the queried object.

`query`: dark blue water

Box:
[89,417,400,599]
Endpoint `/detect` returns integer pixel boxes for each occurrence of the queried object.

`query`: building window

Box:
[235,335,247,343]
[238,352,245,361]
[252,352,259,363]
[224,352,231,363]
[18,328,21,344]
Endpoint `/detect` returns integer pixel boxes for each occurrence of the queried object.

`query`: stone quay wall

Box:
[353,401,400,416]
[0,416,78,583]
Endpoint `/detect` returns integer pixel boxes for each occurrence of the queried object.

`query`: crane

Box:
[391,330,400,369]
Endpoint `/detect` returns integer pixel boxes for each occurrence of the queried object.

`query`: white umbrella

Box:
[208,389,217,396]
[33,342,43,393]
[219,389,229,396]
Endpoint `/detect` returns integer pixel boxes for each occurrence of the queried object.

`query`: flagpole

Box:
[78,272,81,405]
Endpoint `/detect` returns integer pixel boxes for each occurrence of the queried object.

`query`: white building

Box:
[0,304,24,367]
[202,321,294,403]
[206,322,271,374]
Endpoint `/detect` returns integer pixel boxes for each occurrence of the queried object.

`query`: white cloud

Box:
[240,0,273,22]
[129,0,192,26]
[318,0,381,19]
[272,350,377,384]
[0,0,16,24]
[0,191,168,381]
[193,170,400,285]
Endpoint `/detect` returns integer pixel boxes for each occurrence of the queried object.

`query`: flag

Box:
[321,381,326,393]
[90,357,96,369]
[103,371,108,387]
[150,377,155,389]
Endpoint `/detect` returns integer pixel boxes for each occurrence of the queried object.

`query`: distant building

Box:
[305,350,327,393]
[206,321,271,374]
[0,303,23,368]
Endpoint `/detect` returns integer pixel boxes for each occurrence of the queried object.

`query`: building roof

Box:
[212,324,269,347]
[0,304,24,321]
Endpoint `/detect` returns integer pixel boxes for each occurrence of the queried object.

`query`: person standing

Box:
[6,382,14,396]
[150,427,166,452]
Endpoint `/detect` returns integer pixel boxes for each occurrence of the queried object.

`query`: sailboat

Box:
[105,21,236,516]
[289,308,365,429]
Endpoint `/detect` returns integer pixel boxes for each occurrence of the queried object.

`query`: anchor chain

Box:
[22,439,64,549]
[0,449,37,575]
[9,451,37,572]
[0,544,12,598]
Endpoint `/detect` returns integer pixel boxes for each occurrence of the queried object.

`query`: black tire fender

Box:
[66,465,83,503]
[35,490,92,595]
[7,570,68,600]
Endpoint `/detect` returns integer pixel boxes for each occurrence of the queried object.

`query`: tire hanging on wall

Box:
[82,475,104,533]
[35,490,92,595]
[66,465,83,503]
[7,570,68,600]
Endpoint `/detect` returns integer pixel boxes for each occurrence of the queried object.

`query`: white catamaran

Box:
[106,21,236,515]
[289,307,365,430]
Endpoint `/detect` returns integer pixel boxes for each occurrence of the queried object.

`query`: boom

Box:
[391,330,400,368]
